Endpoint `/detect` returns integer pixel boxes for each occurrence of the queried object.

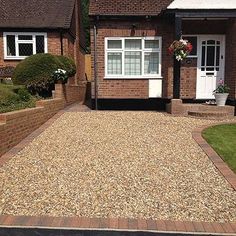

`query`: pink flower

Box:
[218,79,224,85]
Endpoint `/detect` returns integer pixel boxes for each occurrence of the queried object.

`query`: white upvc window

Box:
[105,37,162,78]
[3,32,48,60]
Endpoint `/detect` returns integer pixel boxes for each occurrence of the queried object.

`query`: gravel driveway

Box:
[0,111,236,223]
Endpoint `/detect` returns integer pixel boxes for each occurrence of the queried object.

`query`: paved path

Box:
[0,106,236,223]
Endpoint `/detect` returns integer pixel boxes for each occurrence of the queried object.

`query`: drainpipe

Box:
[60,31,64,56]
[94,20,98,110]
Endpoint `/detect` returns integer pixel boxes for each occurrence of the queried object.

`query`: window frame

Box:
[105,37,162,79]
[3,32,48,60]
[182,35,198,58]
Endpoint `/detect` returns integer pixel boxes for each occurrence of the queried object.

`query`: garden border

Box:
[0,110,236,235]
[192,121,236,191]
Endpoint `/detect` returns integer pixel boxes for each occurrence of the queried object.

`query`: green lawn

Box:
[202,124,236,173]
[0,83,36,113]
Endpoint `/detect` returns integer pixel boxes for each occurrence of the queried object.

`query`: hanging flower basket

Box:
[168,39,193,61]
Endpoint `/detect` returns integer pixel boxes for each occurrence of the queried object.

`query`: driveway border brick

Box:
[192,121,236,191]
[0,108,236,235]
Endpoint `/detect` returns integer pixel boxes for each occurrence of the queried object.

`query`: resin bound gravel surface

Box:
[0,111,236,223]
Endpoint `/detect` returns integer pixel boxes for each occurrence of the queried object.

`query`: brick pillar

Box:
[78,81,87,103]
[166,99,184,115]
[52,83,66,103]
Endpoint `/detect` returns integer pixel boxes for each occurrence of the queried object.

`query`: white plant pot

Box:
[214,93,229,106]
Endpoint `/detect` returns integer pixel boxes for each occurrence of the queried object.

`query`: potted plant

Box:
[52,69,68,84]
[168,39,193,61]
[213,80,230,106]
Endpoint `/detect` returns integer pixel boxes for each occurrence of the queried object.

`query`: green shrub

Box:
[57,55,76,77]
[12,53,76,96]
[16,87,32,101]
[0,84,36,113]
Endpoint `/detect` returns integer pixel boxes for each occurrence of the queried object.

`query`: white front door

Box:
[196,35,225,99]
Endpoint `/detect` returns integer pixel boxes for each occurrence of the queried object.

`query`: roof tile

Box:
[0,0,75,29]
[89,0,173,16]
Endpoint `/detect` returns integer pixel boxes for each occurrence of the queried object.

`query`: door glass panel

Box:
[201,46,205,66]
[207,40,215,44]
[202,41,206,45]
[217,41,220,45]
[207,46,215,66]
[206,67,214,71]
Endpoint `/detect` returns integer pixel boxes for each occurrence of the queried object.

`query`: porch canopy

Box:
[166,0,236,99]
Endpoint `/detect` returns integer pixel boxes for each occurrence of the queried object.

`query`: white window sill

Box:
[186,55,198,58]
[104,76,163,80]
[4,56,27,60]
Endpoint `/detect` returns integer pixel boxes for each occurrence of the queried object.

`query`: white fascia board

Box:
[167,0,236,9]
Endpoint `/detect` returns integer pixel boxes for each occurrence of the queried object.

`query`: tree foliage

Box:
[81,0,90,51]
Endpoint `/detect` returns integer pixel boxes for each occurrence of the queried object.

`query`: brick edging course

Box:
[0,113,236,235]
[192,121,236,191]
[0,215,236,235]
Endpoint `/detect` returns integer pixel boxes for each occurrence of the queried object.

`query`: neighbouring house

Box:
[89,0,236,113]
[0,0,86,85]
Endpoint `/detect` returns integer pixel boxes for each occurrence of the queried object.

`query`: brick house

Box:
[0,0,86,84]
[89,0,236,111]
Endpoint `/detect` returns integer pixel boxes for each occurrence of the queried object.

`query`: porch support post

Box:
[173,16,182,99]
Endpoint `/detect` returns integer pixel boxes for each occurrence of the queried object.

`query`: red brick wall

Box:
[90,19,174,99]
[53,83,87,104]
[47,32,62,56]
[225,19,236,100]
[91,18,235,100]
[167,62,197,99]
[65,84,87,104]
[74,0,86,83]
[97,80,149,99]
[0,98,65,157]
[67,34,75,59]
[76,48,86,84]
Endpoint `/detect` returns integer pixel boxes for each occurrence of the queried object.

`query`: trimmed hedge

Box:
[12,53,76,96]
[57,55,76,77]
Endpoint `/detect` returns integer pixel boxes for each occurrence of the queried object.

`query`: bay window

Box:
[105,37,162,78]
[3,32,48,60]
